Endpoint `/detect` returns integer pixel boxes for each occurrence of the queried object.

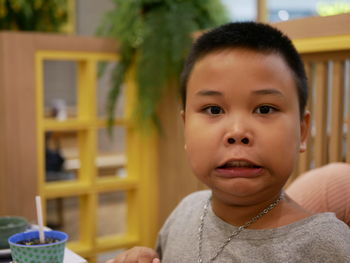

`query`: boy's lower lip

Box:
[215,167,263,178]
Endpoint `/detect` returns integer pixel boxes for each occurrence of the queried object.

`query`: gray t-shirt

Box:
[156,190,350,263]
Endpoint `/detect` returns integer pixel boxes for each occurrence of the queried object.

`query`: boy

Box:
[107,22,350,263]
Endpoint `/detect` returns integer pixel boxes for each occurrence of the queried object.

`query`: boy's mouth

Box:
[218,160,261,169]
[216,160,263,178]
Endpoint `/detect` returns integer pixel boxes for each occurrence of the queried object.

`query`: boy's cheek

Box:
[185,148,209,180]
[184,133,217,171]
[268,137,299,171]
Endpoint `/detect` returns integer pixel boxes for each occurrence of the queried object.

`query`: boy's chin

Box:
[212,186,267,204]
[212,181,285,203]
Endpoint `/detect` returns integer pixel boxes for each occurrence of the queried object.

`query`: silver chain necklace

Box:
[198,193,284,263]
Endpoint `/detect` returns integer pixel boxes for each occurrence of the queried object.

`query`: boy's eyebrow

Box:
[195,89,285,98]
[195,90,223,97]
[252,89,285,98]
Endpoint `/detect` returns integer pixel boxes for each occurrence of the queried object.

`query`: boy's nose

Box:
[223,119,253,146]
[227,137,250,145]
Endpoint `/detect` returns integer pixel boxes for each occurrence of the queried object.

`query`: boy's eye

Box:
[255,105,277,114]
[204,106,224,115]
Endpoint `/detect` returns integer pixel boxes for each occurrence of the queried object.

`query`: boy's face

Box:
[183,48,309,205]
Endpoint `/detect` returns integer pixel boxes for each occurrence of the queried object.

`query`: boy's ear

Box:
[300,110,310,153]
[180,110,187,151]
[180,110,185,123]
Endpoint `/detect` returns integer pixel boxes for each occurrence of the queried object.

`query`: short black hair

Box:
[180,22,308,118]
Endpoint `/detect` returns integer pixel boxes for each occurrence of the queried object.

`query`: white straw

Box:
[35,196,45,244]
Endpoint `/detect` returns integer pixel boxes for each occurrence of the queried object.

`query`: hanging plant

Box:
[0,0,67,32]
[97,0,228,130]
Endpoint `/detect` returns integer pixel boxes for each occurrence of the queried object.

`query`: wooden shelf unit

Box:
[0,32,158,263]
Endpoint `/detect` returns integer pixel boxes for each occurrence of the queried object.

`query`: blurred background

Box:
[1,1,350,262]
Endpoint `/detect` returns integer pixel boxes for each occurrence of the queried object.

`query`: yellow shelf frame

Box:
[35,50,158,263]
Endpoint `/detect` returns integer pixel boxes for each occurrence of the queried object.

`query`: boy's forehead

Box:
[187,48,298,100]
[191,48,291,80]
[196,47,278,65]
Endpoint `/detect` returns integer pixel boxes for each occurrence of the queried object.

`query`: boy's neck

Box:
[211,193,311,229]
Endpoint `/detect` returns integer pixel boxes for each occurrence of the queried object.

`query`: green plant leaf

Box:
[97,0,229,133]
[0,0,67,31]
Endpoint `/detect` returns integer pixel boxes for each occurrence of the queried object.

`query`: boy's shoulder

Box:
[172,190,211,215]
[307,212,350,241]
[280,212,350,255]
[305,212,349,232]
[161,190,210,227]
[277,212,349,239]
[294,213,350,260]
[179,190,211,206]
